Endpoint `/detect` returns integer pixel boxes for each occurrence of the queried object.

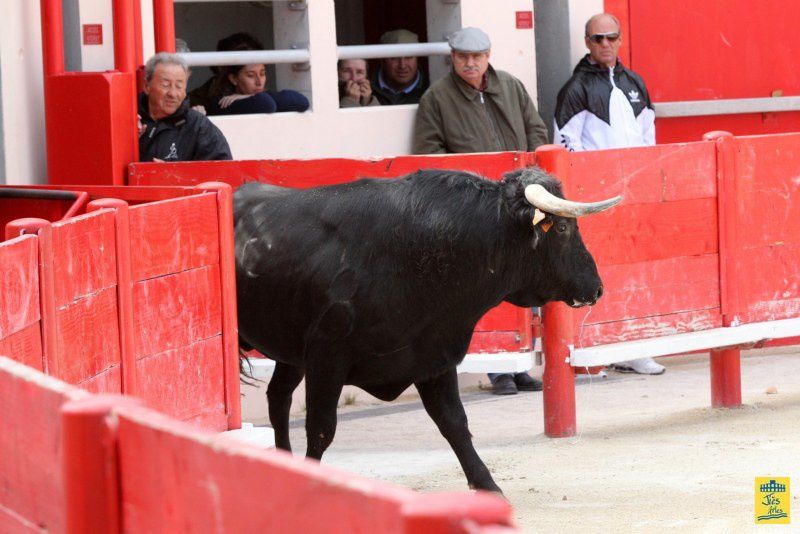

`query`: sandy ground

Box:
[244,349,800,532]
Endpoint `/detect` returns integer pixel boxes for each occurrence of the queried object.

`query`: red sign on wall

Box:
[83,24,103,45]
[516,11,533,29]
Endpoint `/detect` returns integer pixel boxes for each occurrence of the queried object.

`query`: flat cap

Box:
[380,29,419,45]
[448,27,491,52]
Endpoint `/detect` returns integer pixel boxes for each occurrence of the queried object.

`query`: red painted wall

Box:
[607,0,800,143]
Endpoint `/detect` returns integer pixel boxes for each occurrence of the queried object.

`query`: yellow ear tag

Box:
[540,220,553,233]
[532,209,546,227]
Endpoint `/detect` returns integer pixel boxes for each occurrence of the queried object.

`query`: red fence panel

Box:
[0,356,89,532]
[114,403,514,533]
[49,211,122,393]
[128,194,227,430]
[730,133,800,324]
[560,142,723,347]
[0,236,43,371]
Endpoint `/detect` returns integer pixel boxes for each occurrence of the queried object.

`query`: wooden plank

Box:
[579,198,718,266]
[565,142,716,203]
[128,153,526,189]
[734,136,800,248]
[473,303,522,331]
[132,265,222,359]
[0,236,39,339]
[51,211,117,308]
[0,323,43,371]
[0,357,89,534]
[736,242,800,321]
[54,287,121,390]
[134,336,225,429]
[580,254,720,324]
[76,366,123,395]
[572,317,800,366]
[575,309,722,347]
[115,406,405,533]
[129,194,220,281]
[467,331,524,354]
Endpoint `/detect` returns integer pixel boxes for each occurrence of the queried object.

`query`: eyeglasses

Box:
[588,32,620,44]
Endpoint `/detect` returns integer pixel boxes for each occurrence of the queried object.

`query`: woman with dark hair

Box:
[193,32,309,116]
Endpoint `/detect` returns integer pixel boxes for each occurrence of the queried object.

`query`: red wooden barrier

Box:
[0,356,89,532]
[0,236,42,371]
[1,185,239,431]
[0,358,516,533]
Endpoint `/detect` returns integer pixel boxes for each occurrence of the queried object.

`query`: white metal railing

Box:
[178,49,310,67]
[337,42,451,60]
[177,43,451,68]
[654,96,800,118]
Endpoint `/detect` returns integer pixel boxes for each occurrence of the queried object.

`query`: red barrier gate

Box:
[0,184,240,431]
[0,357,516,533]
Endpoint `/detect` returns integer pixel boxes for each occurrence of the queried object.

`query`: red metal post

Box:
[153,0,177,53]
[709,348,742,408]
[87,200,137,396]
[5,218,59,377]
[113,0,138,73]
[704,130,742,408]
[132,0,144,67]
[535,145,577,437]
[196,183,241,429]
[39,0,65,76]
[62,395,142,534]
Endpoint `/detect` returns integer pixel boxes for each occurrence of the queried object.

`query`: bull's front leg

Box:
[266,362,305,451]
[416,368,502,493]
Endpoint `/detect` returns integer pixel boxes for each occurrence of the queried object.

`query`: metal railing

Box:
[654,96,800,118]
[177,42,451,68]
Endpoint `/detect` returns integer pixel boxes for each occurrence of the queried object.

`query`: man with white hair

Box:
[138,52,232,162]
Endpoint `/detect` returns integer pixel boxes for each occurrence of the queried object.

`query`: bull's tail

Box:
[238,339,263,387]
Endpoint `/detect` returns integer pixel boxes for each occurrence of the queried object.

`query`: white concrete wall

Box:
[77,0,114,72]
[460,0,539,102]
[0,1,45,185]
[567,0,603,68]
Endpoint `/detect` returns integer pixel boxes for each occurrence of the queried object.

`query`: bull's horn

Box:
[524,184,622,218]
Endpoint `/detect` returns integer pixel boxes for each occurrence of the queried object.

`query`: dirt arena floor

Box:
[244,349,800,532]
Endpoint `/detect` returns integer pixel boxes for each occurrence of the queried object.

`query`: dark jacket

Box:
[553,55,655,151]
[413,66,548,154]
[138,93,232,162]
[370,69,429,106]
[206,90,310,116]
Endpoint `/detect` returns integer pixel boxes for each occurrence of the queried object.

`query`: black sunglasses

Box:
[588,32,620,44]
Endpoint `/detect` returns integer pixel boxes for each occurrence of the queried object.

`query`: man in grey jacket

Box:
[414,28,546,395]
[413,27,548,155]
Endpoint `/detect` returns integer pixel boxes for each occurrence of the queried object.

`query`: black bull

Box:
[233,167,619,493]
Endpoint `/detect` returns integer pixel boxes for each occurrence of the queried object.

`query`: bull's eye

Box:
[557,222,568,233]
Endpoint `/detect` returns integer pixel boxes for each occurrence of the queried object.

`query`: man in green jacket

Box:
[413,27,548,154]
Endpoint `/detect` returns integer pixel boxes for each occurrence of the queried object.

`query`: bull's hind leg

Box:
[267,362,304,451]
[416,368,502,493]
[302,360,346,460]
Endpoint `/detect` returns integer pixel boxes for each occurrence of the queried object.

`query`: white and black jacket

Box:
[554,55,655,152]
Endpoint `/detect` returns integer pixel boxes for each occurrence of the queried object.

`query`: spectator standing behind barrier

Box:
[338,59,380,107]
[138,53,232,162]
[195,33,308,116]
[413,27,548,155]
[554,13,662,376]
[370,29,429,105]
[413,27,547,395]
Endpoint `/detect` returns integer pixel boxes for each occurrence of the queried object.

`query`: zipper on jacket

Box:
[479,92,503,151]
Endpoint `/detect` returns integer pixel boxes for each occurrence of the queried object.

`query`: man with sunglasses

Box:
[553,13,655,153]
[554,13,663,376]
